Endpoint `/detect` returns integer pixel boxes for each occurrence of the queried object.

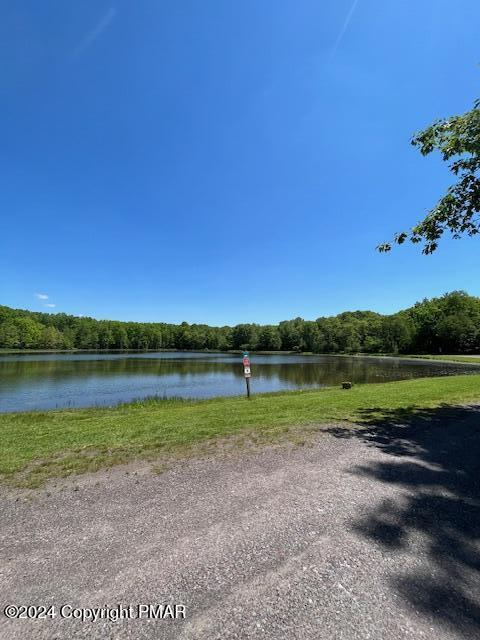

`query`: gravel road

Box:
[1,405,480,640]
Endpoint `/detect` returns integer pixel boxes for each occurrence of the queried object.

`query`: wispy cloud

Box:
[74,7,116,57]
[35,292,56,309]
[330,0,360,58]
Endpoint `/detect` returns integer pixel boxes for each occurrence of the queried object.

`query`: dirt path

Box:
[1,405,480,639]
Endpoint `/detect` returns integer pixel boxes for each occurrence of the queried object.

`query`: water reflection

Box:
[0,352,476,412]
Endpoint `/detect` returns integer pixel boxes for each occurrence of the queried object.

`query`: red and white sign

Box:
[242,353,252,381]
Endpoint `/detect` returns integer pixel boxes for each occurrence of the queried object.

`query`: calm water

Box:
[0,351,478,413]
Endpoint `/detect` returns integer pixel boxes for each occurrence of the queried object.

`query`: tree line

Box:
[1,291,479,354]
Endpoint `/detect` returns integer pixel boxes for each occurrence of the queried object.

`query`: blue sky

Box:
[1,1,479,325]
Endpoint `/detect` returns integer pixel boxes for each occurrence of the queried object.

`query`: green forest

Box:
[1,291,479,354]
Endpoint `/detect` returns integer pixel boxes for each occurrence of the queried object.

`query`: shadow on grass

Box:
[326,404,480,638]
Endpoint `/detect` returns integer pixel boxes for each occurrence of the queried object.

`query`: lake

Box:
[0,351,478,413]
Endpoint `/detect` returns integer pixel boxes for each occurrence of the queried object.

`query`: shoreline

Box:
[2,347,480,363]
[2,374,480,488]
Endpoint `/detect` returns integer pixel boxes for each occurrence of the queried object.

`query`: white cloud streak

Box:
[330,0,360,58]
[35,293,49,300]
[74,7,116,57]
[44,303,56,308]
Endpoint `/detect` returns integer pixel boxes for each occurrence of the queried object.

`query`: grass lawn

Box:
[1,374,480,487]
[406,354,480,365]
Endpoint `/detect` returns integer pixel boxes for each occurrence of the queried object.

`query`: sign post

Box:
[242,351,252,399]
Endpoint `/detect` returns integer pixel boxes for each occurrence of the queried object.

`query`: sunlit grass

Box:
[406,354,480,365]
[1,374,480,487]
